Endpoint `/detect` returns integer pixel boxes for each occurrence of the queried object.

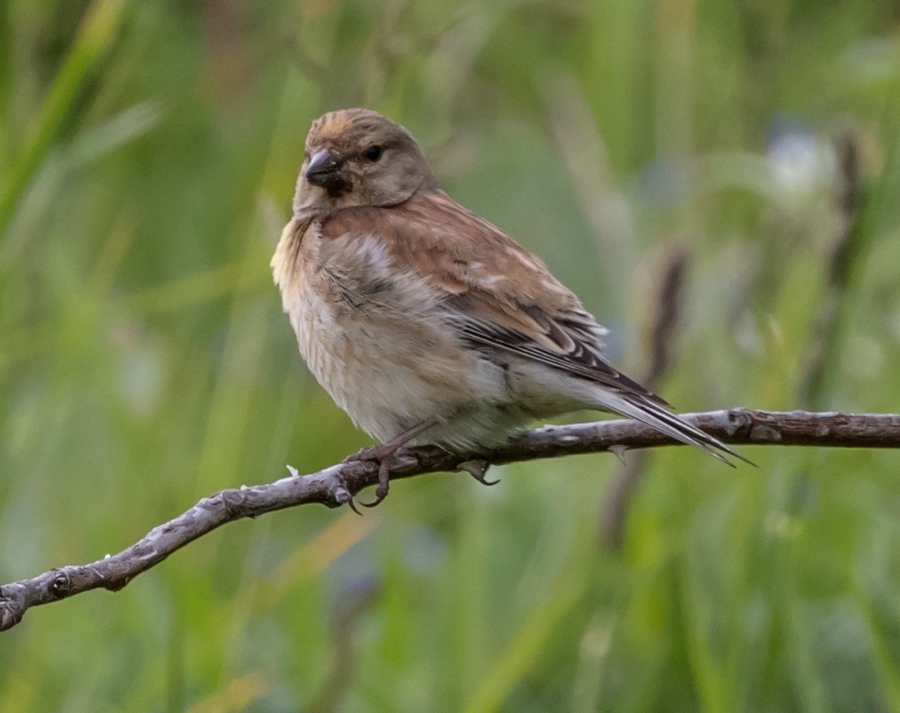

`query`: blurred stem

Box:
[540,72,636,310]
[798,134,869,410]
[655,0,696,232]
[464,574,584,713]
[0,2,10,132]
[601,246,690,551]
[167,610,185,713]
[0,0,126,240]
[307,579,380,713]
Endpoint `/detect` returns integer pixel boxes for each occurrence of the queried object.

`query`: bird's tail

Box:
[594,391,753,466]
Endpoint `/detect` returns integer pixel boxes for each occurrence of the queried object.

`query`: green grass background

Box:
[2,0,900,710]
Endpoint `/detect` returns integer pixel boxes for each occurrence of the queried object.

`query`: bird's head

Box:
[293,108,437,216]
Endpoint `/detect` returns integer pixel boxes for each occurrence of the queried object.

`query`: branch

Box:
[2,408,899,632]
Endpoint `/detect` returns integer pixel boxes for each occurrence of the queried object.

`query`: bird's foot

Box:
[342,444,398,508]
[457,459,498,486]
[340,421,435,509]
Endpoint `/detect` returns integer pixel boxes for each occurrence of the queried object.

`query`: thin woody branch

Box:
[2,408,899,632]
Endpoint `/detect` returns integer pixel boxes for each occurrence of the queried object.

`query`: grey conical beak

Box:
[305,149,344,187]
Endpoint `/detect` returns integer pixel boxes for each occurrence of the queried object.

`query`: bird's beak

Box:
[305,149,345,190]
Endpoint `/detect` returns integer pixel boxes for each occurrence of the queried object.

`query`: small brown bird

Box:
[272,108,745,505]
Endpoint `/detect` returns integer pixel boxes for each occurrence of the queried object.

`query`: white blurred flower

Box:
[768,127,837,202]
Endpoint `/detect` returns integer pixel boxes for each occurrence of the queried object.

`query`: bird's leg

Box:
[343,420,436,507]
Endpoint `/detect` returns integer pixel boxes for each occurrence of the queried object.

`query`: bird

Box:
[271,108,748,506]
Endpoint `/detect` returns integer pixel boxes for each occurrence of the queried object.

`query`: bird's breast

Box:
[273,226,508,442]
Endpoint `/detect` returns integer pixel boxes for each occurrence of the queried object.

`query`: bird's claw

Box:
[457,459,498,486]
[342,445,394,509]
[346,496,364,516]
[360,459,391,508]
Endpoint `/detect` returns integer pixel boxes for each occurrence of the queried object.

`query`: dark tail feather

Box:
[595,391,754,466]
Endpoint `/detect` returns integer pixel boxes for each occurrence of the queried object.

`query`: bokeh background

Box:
[2,0,900,710]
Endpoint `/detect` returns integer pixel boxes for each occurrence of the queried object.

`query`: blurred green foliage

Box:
[2,0,900,710]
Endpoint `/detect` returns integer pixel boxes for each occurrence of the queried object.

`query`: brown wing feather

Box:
[319,190,670,407]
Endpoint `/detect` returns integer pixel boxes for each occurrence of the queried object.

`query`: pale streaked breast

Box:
[274,225,510,443]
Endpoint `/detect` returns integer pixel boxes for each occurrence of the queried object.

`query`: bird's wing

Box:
[319,190,669,407]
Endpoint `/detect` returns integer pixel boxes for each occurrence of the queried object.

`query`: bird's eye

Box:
[364,145,383,162]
